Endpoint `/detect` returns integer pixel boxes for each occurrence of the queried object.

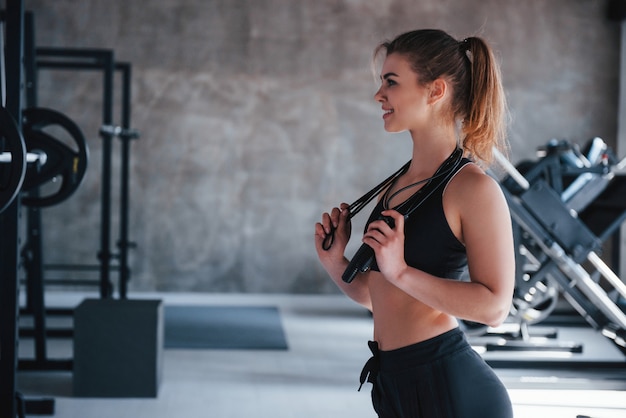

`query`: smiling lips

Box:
[383,109,394,119]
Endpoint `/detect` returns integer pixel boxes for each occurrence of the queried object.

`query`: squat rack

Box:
[16,8,139,376]
[30,47,137,300]
[0,1,139,415]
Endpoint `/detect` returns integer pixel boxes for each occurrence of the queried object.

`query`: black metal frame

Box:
[15,10,72,375]
[30,49,136,298]
[17,46,137,372]
[35,47,117,298]
[113,61,136,299]
[0,2,46,417]
[0,10,137,418]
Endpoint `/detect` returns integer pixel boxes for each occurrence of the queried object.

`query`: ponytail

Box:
[461,37,508,165]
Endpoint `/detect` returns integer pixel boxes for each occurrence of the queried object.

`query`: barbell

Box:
[0,106,26,213]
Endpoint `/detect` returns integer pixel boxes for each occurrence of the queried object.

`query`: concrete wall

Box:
[23,0,620,293]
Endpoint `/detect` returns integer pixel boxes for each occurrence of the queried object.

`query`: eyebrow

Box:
[381,72,399,80]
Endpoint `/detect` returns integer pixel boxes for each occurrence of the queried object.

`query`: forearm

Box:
[321,256,372,310]
[315,203,372,308]
[391,267,511,326]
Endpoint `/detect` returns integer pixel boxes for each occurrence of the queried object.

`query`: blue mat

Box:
[163,305,288,350]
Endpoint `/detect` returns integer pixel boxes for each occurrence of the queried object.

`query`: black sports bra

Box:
[364,159,471,280]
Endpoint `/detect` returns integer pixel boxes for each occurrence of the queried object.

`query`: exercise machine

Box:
[488,138,626,360]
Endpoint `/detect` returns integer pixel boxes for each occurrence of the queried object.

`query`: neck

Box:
[407,125,459,178]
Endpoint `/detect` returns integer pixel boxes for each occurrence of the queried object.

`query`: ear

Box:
[427,78,447,104]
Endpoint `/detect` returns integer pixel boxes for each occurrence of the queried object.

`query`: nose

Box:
[374,85,384,102]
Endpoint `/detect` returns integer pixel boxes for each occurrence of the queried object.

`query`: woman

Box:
[314,29,515,418]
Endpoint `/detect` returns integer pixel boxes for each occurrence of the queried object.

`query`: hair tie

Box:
[460,38,472,63]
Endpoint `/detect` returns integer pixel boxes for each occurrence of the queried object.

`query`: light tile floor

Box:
[16,292,626,418]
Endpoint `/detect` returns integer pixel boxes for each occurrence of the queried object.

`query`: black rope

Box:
[322,148,464,251]
[385,147,464,218]
[322,160,410,251]
[341,148,465,283]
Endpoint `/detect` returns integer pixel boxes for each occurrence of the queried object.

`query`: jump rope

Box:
[321,147,465,283]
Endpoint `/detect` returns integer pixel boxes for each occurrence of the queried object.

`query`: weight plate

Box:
[21,107,89,207]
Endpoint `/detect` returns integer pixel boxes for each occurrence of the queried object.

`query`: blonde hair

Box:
[374,29,508,165]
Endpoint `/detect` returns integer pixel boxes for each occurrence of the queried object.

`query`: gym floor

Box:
[17,292,626,418]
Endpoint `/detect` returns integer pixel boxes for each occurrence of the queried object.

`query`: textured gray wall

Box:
[24,0,620,293]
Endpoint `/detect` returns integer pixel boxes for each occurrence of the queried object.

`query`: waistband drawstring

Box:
[358,340,380,391]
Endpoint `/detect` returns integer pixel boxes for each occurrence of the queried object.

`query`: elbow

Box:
[476,280,514,328]
[484,315,506,329]
[460,306,509,329]
[483,303,511,328]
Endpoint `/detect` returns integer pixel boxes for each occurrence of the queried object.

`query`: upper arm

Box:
[449,168,515,301]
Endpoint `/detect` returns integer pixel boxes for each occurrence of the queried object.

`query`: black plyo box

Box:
[73,298,163,398]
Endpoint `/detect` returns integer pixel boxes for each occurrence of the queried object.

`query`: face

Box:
[374,53,432,133]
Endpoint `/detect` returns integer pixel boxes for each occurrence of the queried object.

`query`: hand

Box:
[362,209,408,281]
[314,203,351,261]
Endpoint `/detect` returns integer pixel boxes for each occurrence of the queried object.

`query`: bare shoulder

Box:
[446,162,504,204]
[444,162,510,238]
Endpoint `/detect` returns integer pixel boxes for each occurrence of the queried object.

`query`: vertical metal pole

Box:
[0,184,22,418]
[23,192,48,365]
[23,11,36,107]
[22,8,49,366]
[117,63,133,299]
[98,51,115,298]
[0,2,23,417]
[615,21,626,283]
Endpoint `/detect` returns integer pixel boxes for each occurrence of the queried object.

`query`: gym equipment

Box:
[0,106,88,210]
[1,106,89,373]
[34,48,138,299]
[491,138,626,356]
[1,4,142,416]
[73,299,163,398]
[12,17,140,402]
[1,6,101,416]
[0,105,26,213]
[12,13,85,379]
[20,106,89,207]
[0,2,57,418]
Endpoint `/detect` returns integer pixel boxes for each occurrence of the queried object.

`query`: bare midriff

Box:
[368,271,459,351]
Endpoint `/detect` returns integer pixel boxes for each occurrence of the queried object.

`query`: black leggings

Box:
[360,328,513,418]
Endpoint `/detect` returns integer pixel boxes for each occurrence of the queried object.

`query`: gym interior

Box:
[2,0,626,417]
